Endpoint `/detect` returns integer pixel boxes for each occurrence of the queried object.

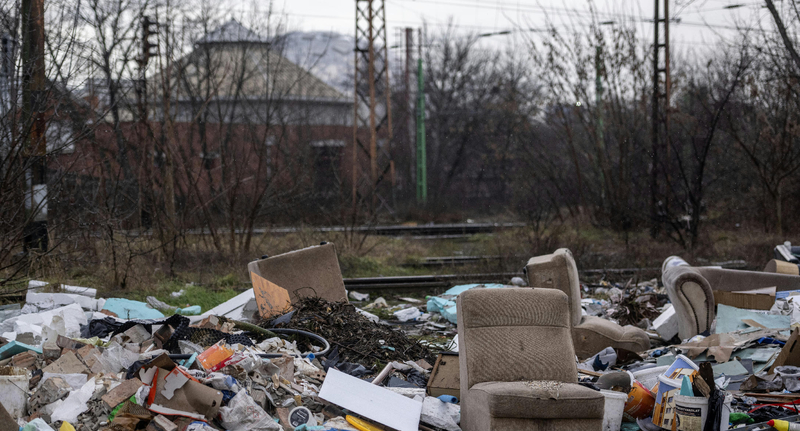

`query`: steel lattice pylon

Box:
[352,0,394,217]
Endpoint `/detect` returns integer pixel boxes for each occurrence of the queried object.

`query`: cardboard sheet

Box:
[319,368,422,431]
[713,287,776,311]
[715,304,790,334]
[148,367,222,422]
[677,329,788,363]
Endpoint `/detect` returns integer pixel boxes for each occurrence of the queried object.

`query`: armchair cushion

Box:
[573,316,651,358]
[468,381,605,420]
[526,249,651,357]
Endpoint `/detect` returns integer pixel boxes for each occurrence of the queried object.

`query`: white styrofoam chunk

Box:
[653,304,678,340]
[318,368,422,431]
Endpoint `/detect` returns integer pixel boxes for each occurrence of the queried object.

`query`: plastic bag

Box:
[776,366,800,392]
[50,377,96,423]
[219,391,282,431]
[21,419,55,431]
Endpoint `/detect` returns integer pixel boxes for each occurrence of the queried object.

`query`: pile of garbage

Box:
[10,241,800,430]
[0,279,457,430]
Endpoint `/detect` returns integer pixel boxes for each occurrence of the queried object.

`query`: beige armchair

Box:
[662,256,800,340]
[524,249,651,358]
[457,288,605,431]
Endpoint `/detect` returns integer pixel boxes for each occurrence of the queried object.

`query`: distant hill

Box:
[276,31,354,95]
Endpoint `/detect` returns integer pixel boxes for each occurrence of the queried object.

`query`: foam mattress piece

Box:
[247,243,347,304]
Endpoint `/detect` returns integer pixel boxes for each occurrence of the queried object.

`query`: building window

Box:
[310,140,343,197]
[46,121,74,154]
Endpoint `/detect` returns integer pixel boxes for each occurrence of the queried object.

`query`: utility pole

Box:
[405,27,414,193]
[352,0,394,217]
[21,0,47,252]
[650,0,671,237]
[416,28,427,205]
[595,45,606,207]
[137,15,158,229]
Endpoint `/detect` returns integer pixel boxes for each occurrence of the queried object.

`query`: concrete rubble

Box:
[7,242,800,430]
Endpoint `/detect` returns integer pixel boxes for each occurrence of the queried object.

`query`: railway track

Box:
[343,260,748,290]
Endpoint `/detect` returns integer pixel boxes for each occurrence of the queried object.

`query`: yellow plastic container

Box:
[346,415,385,431]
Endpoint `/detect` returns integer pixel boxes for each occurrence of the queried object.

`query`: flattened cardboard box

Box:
[713,286,776,311]
[770,327,800,373]
[148,367,223,422]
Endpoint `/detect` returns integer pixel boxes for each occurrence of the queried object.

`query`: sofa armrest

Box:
[662,266,714,340]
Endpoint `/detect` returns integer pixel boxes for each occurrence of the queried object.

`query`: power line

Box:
[394,0,777,33]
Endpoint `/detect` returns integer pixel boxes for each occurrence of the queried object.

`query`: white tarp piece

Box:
[318,368,422,431]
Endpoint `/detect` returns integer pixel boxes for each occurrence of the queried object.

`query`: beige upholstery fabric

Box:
[662,259,800,339]
[525,249,582,327]
[697,267,800,293]
[469,381,606,419]
[525,249,651,358]
[572,316,652,359]
[247,243,347,304]
[457,288,604,431]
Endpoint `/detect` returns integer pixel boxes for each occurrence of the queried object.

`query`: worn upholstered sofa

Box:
[457,287,605,431]
[524,249,651,358]
[662,256,800,340]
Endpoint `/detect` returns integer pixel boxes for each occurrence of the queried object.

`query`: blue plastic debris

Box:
[102,298,165,320]
[427,283,506,324]
[437,394,459,404]
[443,283,504,296]
[0,340,42,360]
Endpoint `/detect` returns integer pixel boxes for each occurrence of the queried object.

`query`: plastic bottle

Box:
[768,419,800,431]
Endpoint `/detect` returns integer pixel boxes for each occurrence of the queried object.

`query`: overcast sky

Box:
[255,0,769,51]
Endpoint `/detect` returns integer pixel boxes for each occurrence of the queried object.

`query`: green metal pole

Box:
[416,57,427,204]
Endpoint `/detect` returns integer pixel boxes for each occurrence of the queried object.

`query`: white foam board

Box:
[318,368,422,431]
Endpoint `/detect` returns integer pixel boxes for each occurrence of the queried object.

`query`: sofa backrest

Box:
[525,248,582,327]
[457,288,578,391]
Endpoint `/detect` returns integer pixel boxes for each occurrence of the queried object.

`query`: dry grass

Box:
[0,222,784,310]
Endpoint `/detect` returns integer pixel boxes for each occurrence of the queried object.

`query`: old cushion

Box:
[573,316,651,359]
[468,381,605,419]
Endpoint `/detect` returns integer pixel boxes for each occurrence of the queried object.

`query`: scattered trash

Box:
[349,291,370,302]
[9,245,800,430]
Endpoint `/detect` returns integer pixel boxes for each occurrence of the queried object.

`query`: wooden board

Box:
[426,352,460,399]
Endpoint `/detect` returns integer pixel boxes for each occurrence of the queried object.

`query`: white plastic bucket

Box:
[601,389,627,431]
[664,354,700,379]
[0,366,29,419]
[632,365,670,391]
[653,375,683,429]
[674,394,708,431]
